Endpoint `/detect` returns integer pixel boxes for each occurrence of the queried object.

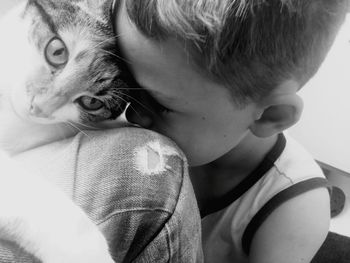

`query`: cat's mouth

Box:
[9,95,70,126]
[12,102,59,126]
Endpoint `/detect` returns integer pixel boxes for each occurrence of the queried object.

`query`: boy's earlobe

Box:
[249,93,304,138]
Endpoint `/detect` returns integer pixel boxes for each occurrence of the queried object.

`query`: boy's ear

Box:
[249,81,304,138]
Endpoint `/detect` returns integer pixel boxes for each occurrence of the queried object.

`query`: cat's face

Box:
[0,0,127,127]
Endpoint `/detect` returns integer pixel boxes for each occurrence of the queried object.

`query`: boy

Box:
[114,0,348,262]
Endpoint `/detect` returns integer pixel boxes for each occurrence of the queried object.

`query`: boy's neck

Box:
[190,133,279,211]
[212,133,278,170]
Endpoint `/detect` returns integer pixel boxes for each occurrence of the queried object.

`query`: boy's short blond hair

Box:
[125,0,348,105]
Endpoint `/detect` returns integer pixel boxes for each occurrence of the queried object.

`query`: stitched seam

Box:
[72,134,83,200]
[165,223,172,263]
[274,164,294,184]
[96,208,172,225]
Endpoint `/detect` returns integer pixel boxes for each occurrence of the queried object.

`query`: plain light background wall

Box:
[0,0,349,172]
[289,15,350,173]
[0,0,23,17]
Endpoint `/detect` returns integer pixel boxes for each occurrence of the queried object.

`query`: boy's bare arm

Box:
[249,188,330,263]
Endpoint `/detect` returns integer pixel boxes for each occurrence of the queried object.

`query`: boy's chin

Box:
[186,149,226,167]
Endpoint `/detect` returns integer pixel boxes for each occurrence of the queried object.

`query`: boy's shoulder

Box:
[243,133,327,214]
[202,133,329,262]
[271,133,327,190]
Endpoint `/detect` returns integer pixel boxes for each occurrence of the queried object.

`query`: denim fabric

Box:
[0,127,203,263]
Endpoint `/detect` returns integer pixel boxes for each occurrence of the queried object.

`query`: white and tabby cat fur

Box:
[0,0,128,262]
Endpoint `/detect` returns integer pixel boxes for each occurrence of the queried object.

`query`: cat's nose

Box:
[29,104,49,118]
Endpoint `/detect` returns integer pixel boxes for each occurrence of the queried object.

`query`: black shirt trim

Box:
[201,134,286,217]
[241,177,329,255]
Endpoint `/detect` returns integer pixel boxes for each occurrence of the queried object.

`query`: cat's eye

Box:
[45,37,69,67]
[75,96,105,112]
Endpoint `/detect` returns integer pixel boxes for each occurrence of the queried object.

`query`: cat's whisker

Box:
[56,123,72,140]
[113,87,145,91]
[89,34,132,64]
[91,34,123,50]
[70,121,99,131]
[102,95,129,115]
[124,103,144,121]
[119,93,156,114]
[100,49,131,64]
[110,93,151,122]
[62,121,80,134]
[88,35,131,64]
[65,121,92,139]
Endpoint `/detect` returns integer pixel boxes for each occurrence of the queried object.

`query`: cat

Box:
[0,0,130,262]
